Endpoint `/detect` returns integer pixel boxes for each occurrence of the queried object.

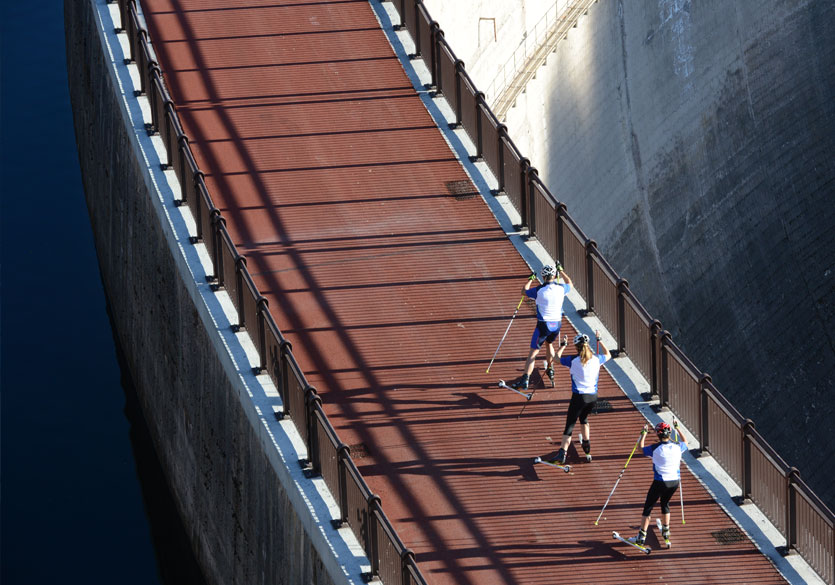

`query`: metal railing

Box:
[115,1,427,583]
[115,0,834,583]
[388,1,833,582]
[483,0,599,120]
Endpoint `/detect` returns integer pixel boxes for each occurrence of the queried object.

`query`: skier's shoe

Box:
[545,364,555,387]
[510,375,529,391]
[661,526,671,549]
[627,529,647,546]
[582,439,592,462]
[552,448,567,465]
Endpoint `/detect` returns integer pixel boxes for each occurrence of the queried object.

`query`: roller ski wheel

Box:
[533,456,571,473]
[498,379,532,400]
[612,531,651,554]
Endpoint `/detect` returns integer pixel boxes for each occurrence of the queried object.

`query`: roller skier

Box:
[507,264,572,392]
[549,331,610,464]
[627,421,688,549]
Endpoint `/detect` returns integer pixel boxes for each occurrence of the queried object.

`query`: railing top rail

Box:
[312,402,344,450]
[747,425,791,474]
[589,246,620,285]
[372,505,408,554]
[343,452,374,500]
[621,287,656,328]
[793,474,835,523]
[530,173,561,208]
[663,338,703,381]
[703,381,744,427]
[560,210,590,245]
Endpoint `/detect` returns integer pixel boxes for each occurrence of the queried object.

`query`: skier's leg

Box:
[556,394,583,460]
[522,346,538,376]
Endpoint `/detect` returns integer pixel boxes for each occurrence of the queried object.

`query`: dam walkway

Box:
[118,0,831,583]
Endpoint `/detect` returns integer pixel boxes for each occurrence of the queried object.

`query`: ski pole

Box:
[486,274,536,373]
[594,429,645,526]
[517,386,537,419]
[674,420,685,525]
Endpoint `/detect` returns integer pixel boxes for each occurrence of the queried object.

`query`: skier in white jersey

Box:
[509,264,573,391]
[629,421,688,548]
[550,331,610,464]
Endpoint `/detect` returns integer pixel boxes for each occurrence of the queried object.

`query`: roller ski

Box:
[656,519,671,548]
[533,456,571,473]
[613,531,651,554]
[499,376,532,400]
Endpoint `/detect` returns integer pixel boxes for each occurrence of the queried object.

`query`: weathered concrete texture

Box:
[64,2,345,584]
[495,0,835,506]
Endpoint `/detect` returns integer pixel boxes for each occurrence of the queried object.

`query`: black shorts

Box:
[563,392,597,435]
[642,479,680,516]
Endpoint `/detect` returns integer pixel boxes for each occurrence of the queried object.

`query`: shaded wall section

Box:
[478,0,835,506]
[64,1,350,583]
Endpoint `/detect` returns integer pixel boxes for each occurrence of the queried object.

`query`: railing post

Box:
[698,374,711,457]
[781,468,800,555]
[470,92,486,163]
[739,419,755,504]
[401,549,417,585]
[366,495,382,580]
[411,1,421,57]
[659,330,672,411]
[429,23,440,90]
[584,240,597,315]
[451,59,465,128]
[277,339,293,417]
[254,297,269,374]
[616,279,628,355]
[331,444,350,528]
[393,0,406,30]
[304,388,320,471]
[520,159,532,231]
[495,123,508,195]
[556,204,566,267]
[207,211,223,284]
[234,256,247,330]
[649,321,662,399]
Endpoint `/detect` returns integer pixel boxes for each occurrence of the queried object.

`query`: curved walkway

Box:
[141,0,789,583]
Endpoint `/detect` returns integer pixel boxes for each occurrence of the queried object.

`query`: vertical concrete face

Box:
[436,0,835,506]
[64,1,347,583]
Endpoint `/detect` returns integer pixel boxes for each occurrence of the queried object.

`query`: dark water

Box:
[1,3,203,584]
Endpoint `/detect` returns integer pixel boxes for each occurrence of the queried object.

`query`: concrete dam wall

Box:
[426,0,835,507]
[64,1,363,583]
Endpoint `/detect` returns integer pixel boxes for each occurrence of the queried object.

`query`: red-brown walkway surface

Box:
[142,1,787,583]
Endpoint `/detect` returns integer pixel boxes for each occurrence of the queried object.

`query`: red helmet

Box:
[655,422,672,438]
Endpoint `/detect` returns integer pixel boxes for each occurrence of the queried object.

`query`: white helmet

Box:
[573,334,590,346]
[541,265,557,279]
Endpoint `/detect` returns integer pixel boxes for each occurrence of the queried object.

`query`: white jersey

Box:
[643,441,688,481]
[560,354,608,394]
[526,282,571,322]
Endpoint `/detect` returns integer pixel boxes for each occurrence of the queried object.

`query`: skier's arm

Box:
[556,335,568,358]
[522,272,537,294]
[640,424,648,449]
[674,420,687,445]
[595,330,611,361]
[558,267,573,288]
